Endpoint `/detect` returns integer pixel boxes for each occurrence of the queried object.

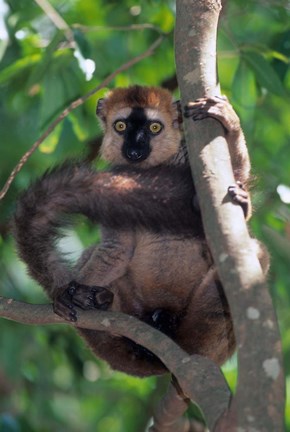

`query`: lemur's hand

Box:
[53,281,114,322]
[184,95,241,134]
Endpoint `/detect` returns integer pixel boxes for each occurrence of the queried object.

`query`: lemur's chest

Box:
[127,232,212,307]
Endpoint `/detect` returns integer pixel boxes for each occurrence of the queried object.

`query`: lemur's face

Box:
[96,86,182,167]
[100,105,181,167]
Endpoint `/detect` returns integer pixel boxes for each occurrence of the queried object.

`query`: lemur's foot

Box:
[53,281,113,322]
[184,96,241,133]
[228,182,249,219]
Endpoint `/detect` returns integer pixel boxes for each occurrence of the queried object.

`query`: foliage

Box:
[0,0,289,430]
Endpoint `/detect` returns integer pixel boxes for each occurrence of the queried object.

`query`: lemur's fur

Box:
[13,86,269,376]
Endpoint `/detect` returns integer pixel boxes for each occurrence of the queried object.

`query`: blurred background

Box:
[0,0,289,430]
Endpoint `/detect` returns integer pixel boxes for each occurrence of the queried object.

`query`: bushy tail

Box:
[12,162,198,295]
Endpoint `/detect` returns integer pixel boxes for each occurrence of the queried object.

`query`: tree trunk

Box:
[175,0,285,430]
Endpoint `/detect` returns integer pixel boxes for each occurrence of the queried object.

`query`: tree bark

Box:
[175,0,285,430]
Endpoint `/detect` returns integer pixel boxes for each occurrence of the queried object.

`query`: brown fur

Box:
[13,86,269,377]
[101,85,175,117]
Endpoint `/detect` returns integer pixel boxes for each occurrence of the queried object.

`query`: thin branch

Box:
[149,381,208,432]
[72,23,166,36]
[149,384,191,432]
[34,0,74,43]
[0,296,230,430]
[0,35,163,201]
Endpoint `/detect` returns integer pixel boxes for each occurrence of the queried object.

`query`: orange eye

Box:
[114,121,127,132]
[149,122,163,134]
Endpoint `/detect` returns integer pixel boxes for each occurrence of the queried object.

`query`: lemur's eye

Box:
[114,120,127,133]
[149,122,163,134]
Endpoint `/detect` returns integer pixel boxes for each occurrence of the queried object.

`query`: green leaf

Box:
[151,5,174,32]
[232,59,257,109]
[60,67,83,102]
[27,31,64,88]
[0,39,8,63]
[39,58,83,129]
[40,72,67,129]
[0,54,41,85]
[60,66,85,141]
[265,50,290,64]
[241,50,286,97]
[39,123,63,154]
[73,29,91,59]
[69,110,89,141]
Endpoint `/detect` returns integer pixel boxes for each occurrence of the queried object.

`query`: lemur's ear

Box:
[172,100,183,129]
[96,98,106,120]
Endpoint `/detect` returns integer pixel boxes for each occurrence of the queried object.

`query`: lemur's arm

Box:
[184,96,252,218]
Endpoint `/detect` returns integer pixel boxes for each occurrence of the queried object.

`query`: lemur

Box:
[13,86,269,377]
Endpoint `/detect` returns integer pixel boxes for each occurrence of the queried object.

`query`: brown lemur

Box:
[13,86,269,377]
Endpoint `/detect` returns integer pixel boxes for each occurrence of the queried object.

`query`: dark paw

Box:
[228,182,249,218]
[184,95,227,120]
[183,95,240,133]
[67,281,114,310]
[53,281,113,322]
[53,286,78,322]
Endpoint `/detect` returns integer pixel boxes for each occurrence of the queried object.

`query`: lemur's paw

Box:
[184,95,240,133]
[53,285,78,322]
[53,281,113,322]
[228,182,249,219]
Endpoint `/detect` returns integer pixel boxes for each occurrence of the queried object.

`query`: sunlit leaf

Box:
[0,40,8,63]
[151,5,175,32]
[69,110,89,141]
[265,50,290,64]
[287,381,290,430]
[39,123,62,154]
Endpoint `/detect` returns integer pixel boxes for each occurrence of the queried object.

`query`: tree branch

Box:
[34,0,75,43]
[149,381,209,432]
[0,296,230,430]
[175,0,285,430]
[72,23,166,36]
